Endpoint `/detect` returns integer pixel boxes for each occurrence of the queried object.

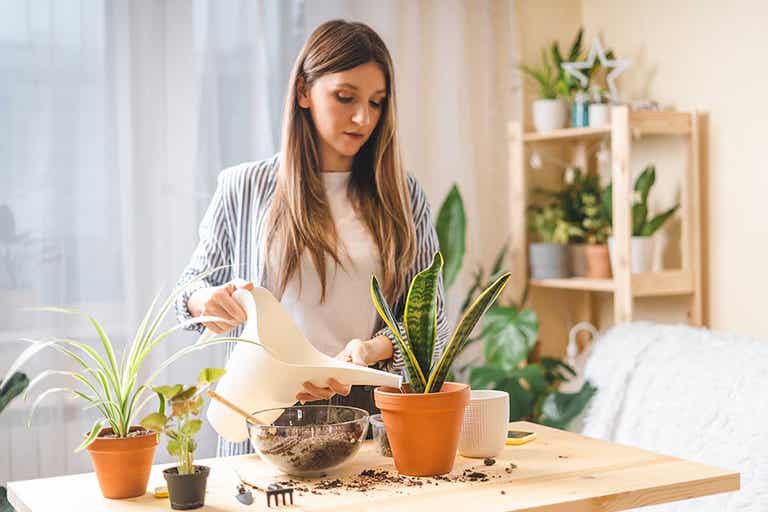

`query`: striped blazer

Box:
[175,153,448,456]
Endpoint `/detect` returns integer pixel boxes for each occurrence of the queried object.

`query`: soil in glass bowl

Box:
[247,405,369,477]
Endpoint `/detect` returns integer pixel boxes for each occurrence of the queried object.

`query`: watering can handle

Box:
[196,288,258,345]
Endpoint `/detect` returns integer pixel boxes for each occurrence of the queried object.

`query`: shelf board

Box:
[522,126,610,143]
[630,110,692,136]
[530,270,694,297]
[530,277,615,292]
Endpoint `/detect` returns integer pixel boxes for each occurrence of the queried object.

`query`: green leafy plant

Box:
[140,368,225,475]
[537,169,612,244]
[0,268,264,452]
[521,28,602,100]
[604,165,680,237]
[370,251,511,394]
[435,185,596,429]
[0,372,28,512]
[528,203,581,244]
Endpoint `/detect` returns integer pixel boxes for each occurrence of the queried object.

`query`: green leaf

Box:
[1,486,12,512]
[540,357,577,383]
[153,385,183,401]
[435,185,466,290]
[602,183,613,225]
[469,365,508,389]
[632,202,648,236]
[539,381,597,429]
[370,275,426,392]
[490,240,509,277]
[481,306,539,370]
[167,438,182,457]
[642,205,679,236]
[634,165,656,205]
[198,367,226,385]
[503,377,536,421]
[404,252,443,376]
[182,419,203,437]
[426,271,511,393]
[460,267,483,312]
[76,419,106,452]
[0,372,28,414]
[140,412,168,432]
[567,27,584,62]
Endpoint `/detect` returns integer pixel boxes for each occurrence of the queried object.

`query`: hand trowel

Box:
[204,286,402,443]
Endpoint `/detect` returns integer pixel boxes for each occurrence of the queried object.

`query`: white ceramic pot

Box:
[608,236,655,274]
[458,390,509,458]
[532,99,567,132]
[588,103,611,128]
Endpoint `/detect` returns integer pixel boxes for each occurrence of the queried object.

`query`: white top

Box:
[269,171,382,357]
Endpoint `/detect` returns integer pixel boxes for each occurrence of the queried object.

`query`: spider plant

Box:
[0,268,264,452]
[371,251,511,393]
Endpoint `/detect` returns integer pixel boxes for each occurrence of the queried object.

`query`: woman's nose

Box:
[352,103,371,127]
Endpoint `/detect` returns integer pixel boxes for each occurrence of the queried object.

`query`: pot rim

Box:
[85,426,158,453]
[374,382,469,410]
[163,465,210,477]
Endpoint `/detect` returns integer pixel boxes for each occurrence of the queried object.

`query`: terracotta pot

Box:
[584,244,612,279]
[86,426,158,499]
[374,382,469,476]
[568,244,589,277]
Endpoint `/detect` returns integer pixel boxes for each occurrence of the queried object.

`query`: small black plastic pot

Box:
[163,465,210,510]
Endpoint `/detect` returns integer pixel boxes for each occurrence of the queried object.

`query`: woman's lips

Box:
[343,132,364,140]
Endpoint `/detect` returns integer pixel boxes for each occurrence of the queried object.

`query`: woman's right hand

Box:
[188,279,254,333]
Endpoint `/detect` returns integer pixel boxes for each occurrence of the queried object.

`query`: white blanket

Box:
[579,322,768,511]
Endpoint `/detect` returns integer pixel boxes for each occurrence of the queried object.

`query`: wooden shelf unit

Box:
[508,106,705,326]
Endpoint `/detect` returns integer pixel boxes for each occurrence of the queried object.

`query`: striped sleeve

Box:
[174,169,236,331]
[374,177,450,379]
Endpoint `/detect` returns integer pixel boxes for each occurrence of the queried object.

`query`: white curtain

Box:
[0,0,520,483]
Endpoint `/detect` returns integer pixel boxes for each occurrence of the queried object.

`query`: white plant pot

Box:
[588,103,611,128]
[608,236,655,274]
[532,99,567,132]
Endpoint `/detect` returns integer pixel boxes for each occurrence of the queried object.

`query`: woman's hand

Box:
[296,378,350,404]
[294,337,395,403]
[187,278,254,333]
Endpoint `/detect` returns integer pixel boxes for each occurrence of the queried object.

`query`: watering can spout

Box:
[204,286,402,443]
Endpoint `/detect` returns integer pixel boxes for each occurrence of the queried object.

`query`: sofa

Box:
[576,322,767,511]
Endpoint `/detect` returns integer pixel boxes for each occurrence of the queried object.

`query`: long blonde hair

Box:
[266,20,416,303]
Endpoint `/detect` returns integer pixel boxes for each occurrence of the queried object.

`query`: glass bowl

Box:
[369,414,392,457]
[246,405,369,477]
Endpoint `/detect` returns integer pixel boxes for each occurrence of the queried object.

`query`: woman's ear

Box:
[296,77,310,109]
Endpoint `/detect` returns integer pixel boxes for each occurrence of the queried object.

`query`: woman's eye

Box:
[336,93,354,103]
[369,100,382,109]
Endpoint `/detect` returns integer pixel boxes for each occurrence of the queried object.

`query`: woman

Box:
[175,19,448,456]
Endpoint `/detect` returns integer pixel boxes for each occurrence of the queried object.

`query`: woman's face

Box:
[298,61,387,171]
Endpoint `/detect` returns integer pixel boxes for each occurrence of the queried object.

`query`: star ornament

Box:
[561,36,631,102]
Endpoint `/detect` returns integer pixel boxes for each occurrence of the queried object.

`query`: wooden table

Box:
[8,422,739,511]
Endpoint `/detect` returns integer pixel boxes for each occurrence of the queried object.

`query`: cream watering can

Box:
[204,286,403,443]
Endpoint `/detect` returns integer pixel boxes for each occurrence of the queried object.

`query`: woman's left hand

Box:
[295,337,393,403]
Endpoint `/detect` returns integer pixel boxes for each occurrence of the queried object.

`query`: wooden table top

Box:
[8,421,739,512]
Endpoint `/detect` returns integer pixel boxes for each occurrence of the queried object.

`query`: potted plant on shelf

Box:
[535,167,597,277]
[580,185,613,278]
[140,368,225,510]
[605,165,680,274]
[520,29,585,132]
[0,270,261,499]
[371,251,510,476]
[528,203,580,279]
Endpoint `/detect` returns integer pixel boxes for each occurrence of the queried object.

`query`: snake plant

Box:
[0,267,264,452]
[370,251,511,393]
